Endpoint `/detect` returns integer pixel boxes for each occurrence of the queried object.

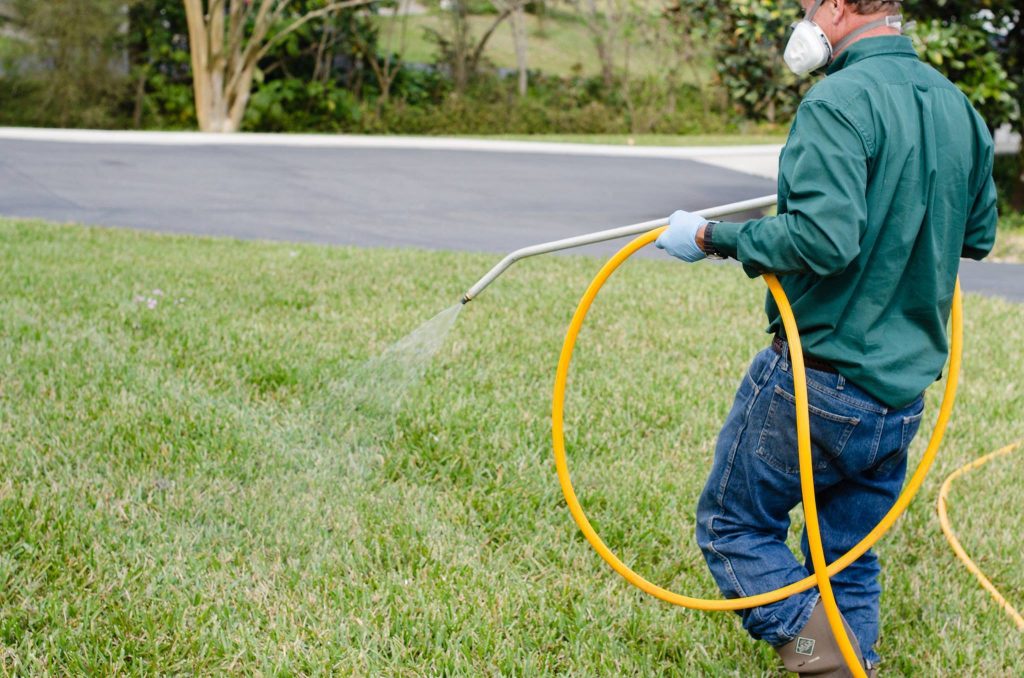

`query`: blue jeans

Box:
[695,343,925,664]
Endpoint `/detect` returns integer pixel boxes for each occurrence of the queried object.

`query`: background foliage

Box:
[0,1,1016,133]
[686,0,808,124]
[0,0,1020,204]
[0,0,136,128]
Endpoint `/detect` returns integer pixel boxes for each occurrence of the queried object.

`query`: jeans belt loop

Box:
[771,334,838,375]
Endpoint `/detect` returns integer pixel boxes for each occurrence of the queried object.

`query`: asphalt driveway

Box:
[0,132,1019,301]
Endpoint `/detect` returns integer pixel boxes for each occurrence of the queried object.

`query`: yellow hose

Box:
[551,225,963,676]
[937,441,1024,630]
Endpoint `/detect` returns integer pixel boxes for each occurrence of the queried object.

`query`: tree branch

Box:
[183,0,212,129]
[225,0,288,97]
[253,0,379,64]
[207,0,227,63]
[469,6,513,72]
[226,0,249,76]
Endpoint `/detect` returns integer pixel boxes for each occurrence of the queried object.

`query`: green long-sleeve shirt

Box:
[712,36,998,408]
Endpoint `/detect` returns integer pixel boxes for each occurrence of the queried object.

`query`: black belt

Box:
[772,335,838,374]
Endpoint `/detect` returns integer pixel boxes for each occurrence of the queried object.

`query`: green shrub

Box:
[1001,211,1024,230]
[390,65,454,107]
[131,73,196,130]
[126,0,195,129]
[909,20,1018,133]
[349,72,732,136]
[0,76,39,127]
[686,0,809,125]
[994,153,1023,217]
[0,0,135,128]
[356,96,620,135]
[243,79,362,132]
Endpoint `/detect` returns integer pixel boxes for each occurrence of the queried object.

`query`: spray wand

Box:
[460,194,779,304]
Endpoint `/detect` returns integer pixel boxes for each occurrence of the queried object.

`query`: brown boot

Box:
[774,600,867,677]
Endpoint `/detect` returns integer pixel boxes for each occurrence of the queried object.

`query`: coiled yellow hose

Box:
[551,225,963,676]
[938,442,1024,630]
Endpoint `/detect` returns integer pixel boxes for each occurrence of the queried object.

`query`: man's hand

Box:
[655,210,709,263]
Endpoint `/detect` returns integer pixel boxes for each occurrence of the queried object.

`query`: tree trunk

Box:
[578,0,616,90]
[535,0,547,37]
[454,0,470,93]
[600,0,617,90]
[367,52,395,107]
[132,66,147,129]
[597,41,614,89]
[183,0,373,132]
[510,4,527,96]
[1013,142,1024,212]
[183,0,216,131]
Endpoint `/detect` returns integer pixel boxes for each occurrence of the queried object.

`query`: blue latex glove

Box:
[655,210,708,263]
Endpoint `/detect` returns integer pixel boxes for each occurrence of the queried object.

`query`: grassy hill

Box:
[376,9,713,82]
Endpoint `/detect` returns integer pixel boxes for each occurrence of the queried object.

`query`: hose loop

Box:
[552,226,962,676]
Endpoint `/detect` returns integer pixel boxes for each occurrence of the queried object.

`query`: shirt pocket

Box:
[756,384,861,475]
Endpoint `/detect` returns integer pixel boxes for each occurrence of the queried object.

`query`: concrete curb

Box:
[0,126,784,160]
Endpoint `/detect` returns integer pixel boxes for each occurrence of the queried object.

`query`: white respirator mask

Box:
[784,0,904,76]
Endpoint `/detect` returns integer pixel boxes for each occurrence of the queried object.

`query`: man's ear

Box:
[831,0,847,26]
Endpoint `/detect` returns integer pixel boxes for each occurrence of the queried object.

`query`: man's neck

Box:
[834,17,901,58]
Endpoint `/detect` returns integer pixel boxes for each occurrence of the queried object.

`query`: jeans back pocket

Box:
[756,385,861,475]
[873,404,925,476]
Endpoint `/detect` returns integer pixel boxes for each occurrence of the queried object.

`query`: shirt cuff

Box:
[709,220,741,258]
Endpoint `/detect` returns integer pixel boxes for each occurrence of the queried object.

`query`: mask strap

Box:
[805,0,826,21]
[833,14,904,55]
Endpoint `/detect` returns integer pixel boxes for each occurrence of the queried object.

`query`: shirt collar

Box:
[827,35,918,75]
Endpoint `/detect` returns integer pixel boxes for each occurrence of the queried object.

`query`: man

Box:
[655,0,997,675]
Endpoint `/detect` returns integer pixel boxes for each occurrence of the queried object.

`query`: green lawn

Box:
[993,212,1024,263]
[1,219,1022,674]
[376,11,710,81]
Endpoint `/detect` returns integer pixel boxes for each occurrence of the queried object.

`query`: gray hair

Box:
[847,0,902,15]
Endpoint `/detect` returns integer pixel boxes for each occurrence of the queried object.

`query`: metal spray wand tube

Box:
[461,194,778,303]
